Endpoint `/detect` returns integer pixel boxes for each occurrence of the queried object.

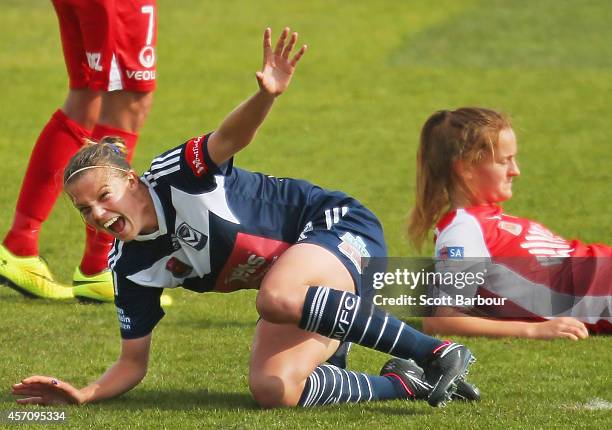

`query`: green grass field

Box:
[1,0,611,428]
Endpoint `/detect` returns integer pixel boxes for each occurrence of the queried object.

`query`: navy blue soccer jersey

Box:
[111,133,386,339]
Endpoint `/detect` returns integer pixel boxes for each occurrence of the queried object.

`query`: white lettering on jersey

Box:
[126,70,156,81]
[228,254,266,283]
[116,307,132,330]
[86,52,102,71]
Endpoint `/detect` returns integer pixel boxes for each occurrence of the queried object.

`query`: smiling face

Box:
[459,128,520,205]
[65,167,154,242]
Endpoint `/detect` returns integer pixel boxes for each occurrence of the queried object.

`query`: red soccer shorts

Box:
[52,0,157,92]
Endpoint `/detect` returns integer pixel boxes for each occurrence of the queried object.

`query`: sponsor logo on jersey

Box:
[185,136,208,177]
[228,253,271,284]
[126,70,156,81]
[439,246,464,260]
[165,256,193,278]
[139,46,156,68]
[498,221,523,236]
[176,222,208,250]
[116,307,132,330]
[337,232,370,274]
[216,233,291,292]
[86,52,102,71]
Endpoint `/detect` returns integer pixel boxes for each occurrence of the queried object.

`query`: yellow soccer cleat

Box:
[72,267,114,302]
[0,244,73,299]
[73,267,173,306]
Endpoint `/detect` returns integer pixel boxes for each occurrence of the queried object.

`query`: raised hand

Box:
[12,376,85,405]
[256,27,307,96]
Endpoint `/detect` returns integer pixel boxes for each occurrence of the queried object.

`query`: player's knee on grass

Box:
[249,373,302,408]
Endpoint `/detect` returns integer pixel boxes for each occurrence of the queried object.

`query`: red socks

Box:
[4,112,140,278]
[3,110,90,256]
[78,124,138,275]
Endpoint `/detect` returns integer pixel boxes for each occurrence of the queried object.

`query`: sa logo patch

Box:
[439,246,464,260]
[176,222,208,250]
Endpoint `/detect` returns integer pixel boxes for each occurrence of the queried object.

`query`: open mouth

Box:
[103,216,126,234]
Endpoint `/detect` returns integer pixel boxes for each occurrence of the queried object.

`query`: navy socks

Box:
[299,286,443,364]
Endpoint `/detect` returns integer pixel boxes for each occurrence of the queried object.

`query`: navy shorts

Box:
[300,200,387,301]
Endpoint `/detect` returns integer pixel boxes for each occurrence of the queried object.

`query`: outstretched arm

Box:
[12,335,152,405]
[423,306,589,340]
[207,27,307,166]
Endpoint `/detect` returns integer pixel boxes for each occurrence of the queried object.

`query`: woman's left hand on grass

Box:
[12,376,84,405]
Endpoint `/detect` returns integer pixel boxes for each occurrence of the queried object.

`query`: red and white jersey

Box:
[434,204,611,334]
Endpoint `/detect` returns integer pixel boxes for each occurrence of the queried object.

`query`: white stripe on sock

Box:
[313,288,330,333]
[357,316,372,344]
[306,287,324,331]
[388,321,404,354]
[372,315,389,349]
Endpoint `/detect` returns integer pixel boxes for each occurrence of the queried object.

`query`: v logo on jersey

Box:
[176,222,208,250]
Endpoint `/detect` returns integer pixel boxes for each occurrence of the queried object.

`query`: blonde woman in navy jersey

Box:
[12,29,478,409]
[409,108,611,339]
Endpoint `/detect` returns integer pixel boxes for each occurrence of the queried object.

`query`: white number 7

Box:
[141,5,155,46]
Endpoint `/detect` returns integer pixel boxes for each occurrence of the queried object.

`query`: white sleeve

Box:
[432,210,490,306]
[435,210,491,258]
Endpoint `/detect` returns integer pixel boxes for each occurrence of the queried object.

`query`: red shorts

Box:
[52,0,157,92]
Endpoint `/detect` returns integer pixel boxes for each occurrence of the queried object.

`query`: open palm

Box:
[12,376,83,405]
[256,27,307,96]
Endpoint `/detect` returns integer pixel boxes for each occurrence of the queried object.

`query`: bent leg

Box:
[251,243,428,408]
[256,243,443,365]
[249,320,405,408]
[249,320,339,408]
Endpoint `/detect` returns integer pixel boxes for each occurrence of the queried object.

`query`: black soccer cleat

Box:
[381,358,480,402]
[380,358,432,400]
[453,379,480,401]
[423,341,476,407]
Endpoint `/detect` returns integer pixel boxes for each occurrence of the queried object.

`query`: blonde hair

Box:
[63,136,131,185]
[407,108,512,251]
